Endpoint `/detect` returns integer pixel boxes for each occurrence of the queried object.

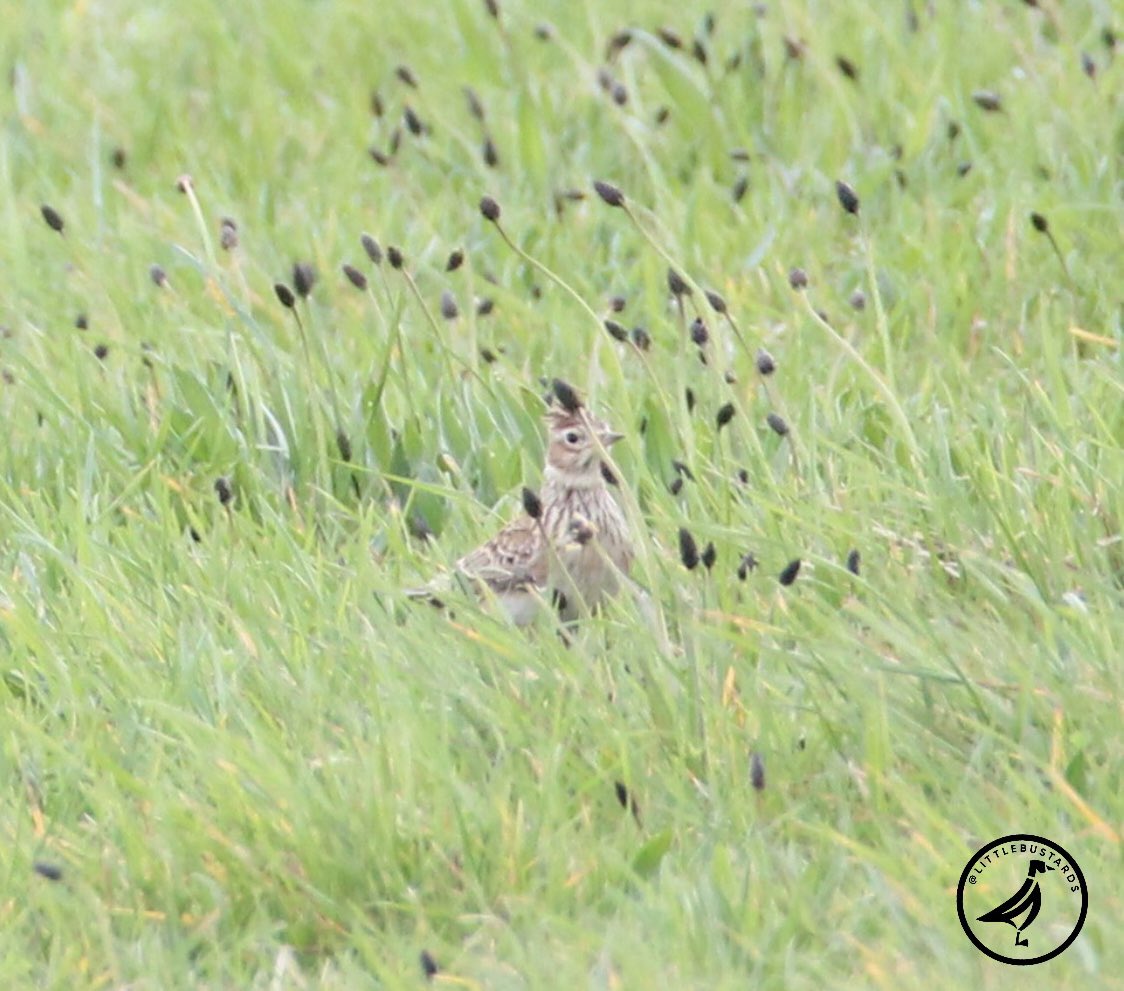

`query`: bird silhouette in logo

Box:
[977,859,1055,947]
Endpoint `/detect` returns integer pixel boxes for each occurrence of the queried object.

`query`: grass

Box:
[1,0,1121,987]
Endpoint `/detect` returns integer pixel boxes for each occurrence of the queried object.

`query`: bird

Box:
[977,858,1055,947]
[409,404,633,626]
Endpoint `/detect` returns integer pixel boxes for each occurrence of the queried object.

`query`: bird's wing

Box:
[1019,882,1044,933]
[977,877,1036,926]
[455,515,548,591]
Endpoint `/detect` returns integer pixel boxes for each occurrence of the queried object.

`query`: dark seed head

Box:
[214,476,234,506]
[849,289,867,311]
[463,86,485,120]
[445,249,465,272]
[1081,51,1096,79]
[533,23,553,41]
[788,267,808,290]
[846,548,861,575]
[175,174,193,194]
[440,290,459,320]
[336,430,353,462]
[483,0,499,20]
[672,459,695,480]
[220,217,239,250]
[678,527,699,570]
[716,401,736,429]
[701,541,717,570]
[551,378,581,412]
[475,297,494,316]
[479,195,501,222]
[360,233,382,265]
[655,106,671,125]
[778,558,801,586]
[387,245,404,270]
[342,263,368,290]
[685,387,696,413]
[403,105,425,136]
[956,161,973,178]
[766,412,789,436]
[732,174,749,202]
[274,282,296,308]
[784,36,806,60]
[737,551,758,580]
[971,90,1002,112]
[150,264,168,288]
[947,120,961,141]
[522,486,543,520]
[93,343,109,361]
[75,313,88,330]
[608,294,626,313]
[705,289,727,314]
[395,64,418,88]
[610,82,627,105]
[480,347,497,363]
[604,318,628,342]
[835,180,860,215]
[593,180,625,207]
[691,38,708,65]
[33,861,63,882]
[419,950,439,980]
[666,268,691,297]
[41,204,65,233]
[835,55,859,80]
[369,89,384,117]
[482,136,499,167]
[690,317,709,347]
[368,146,391,167]
[292,262,316,298]
[669,476,684,496]
[631,326,651,351]
[657,27,682,48]
[750,752,766,791]
[606,29,633,59]
[1030,211,1049,233]
[111,147,127,169]
[755,348,776,375]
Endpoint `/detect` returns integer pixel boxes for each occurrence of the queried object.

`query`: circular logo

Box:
[957,834,1087,965]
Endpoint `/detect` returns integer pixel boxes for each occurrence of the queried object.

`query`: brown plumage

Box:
[412,407,633,625]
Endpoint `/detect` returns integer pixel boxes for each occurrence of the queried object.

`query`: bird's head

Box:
[544,408,623,480]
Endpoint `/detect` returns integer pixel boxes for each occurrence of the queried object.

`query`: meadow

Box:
[1,1,1121,987]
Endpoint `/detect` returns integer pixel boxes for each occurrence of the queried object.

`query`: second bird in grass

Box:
[412,405,633,625]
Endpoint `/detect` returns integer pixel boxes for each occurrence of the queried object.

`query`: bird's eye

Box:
[565,431,581,444]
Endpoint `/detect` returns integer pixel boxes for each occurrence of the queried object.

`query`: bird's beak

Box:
[599,431,624,446]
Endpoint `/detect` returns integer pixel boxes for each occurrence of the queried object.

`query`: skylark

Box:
[412,405,633,625]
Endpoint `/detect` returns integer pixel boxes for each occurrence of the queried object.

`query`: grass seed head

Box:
[419,950,439,980]
[631,326,651,350]
[93,343,109,361]
[403,105,425,136]
[608,294,626,313]
[361,233,383,265]
[690,317,709,346]
[395,64,418,88]
[701,541,717,570]
[755,348,776,375]
[75,313,88,330]
[972,89,1003,112]
[150,264,168,288]
[1030,211,1049,233]
[111,147,127,169]
[274,282,296,308]
[835,180,860,215]
[667,268,691,297]
[751,753,766,791]
[475,296,494,316]
[522,486,543,520]
[767,412,789,436]
[463,86,485,120]
[788,267,808,290]
[593,180,625,207]
[604,319,628,342]
[716,401,736,429]
[669,476,684,496]
[551,378,581,412]
[220,217,239,250]
[732,174,749,202]
[445,249,464,272]
[214,476,234,506]
[849,289,867,310]
[33,862,63,882]
[836,55,859,80]
[387,245,404,269]
[482,136,499,167]
[342,263,368,290]
[41,204,65,233]
[336,430,353,462]
[779,558,801,586]
[479,195,501,222]
[737,551,758,580]
[705,289,727,314]
[846,548,861,575]
[678,527,699,570]
[292,262,317,298]
[440,290,459,319]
